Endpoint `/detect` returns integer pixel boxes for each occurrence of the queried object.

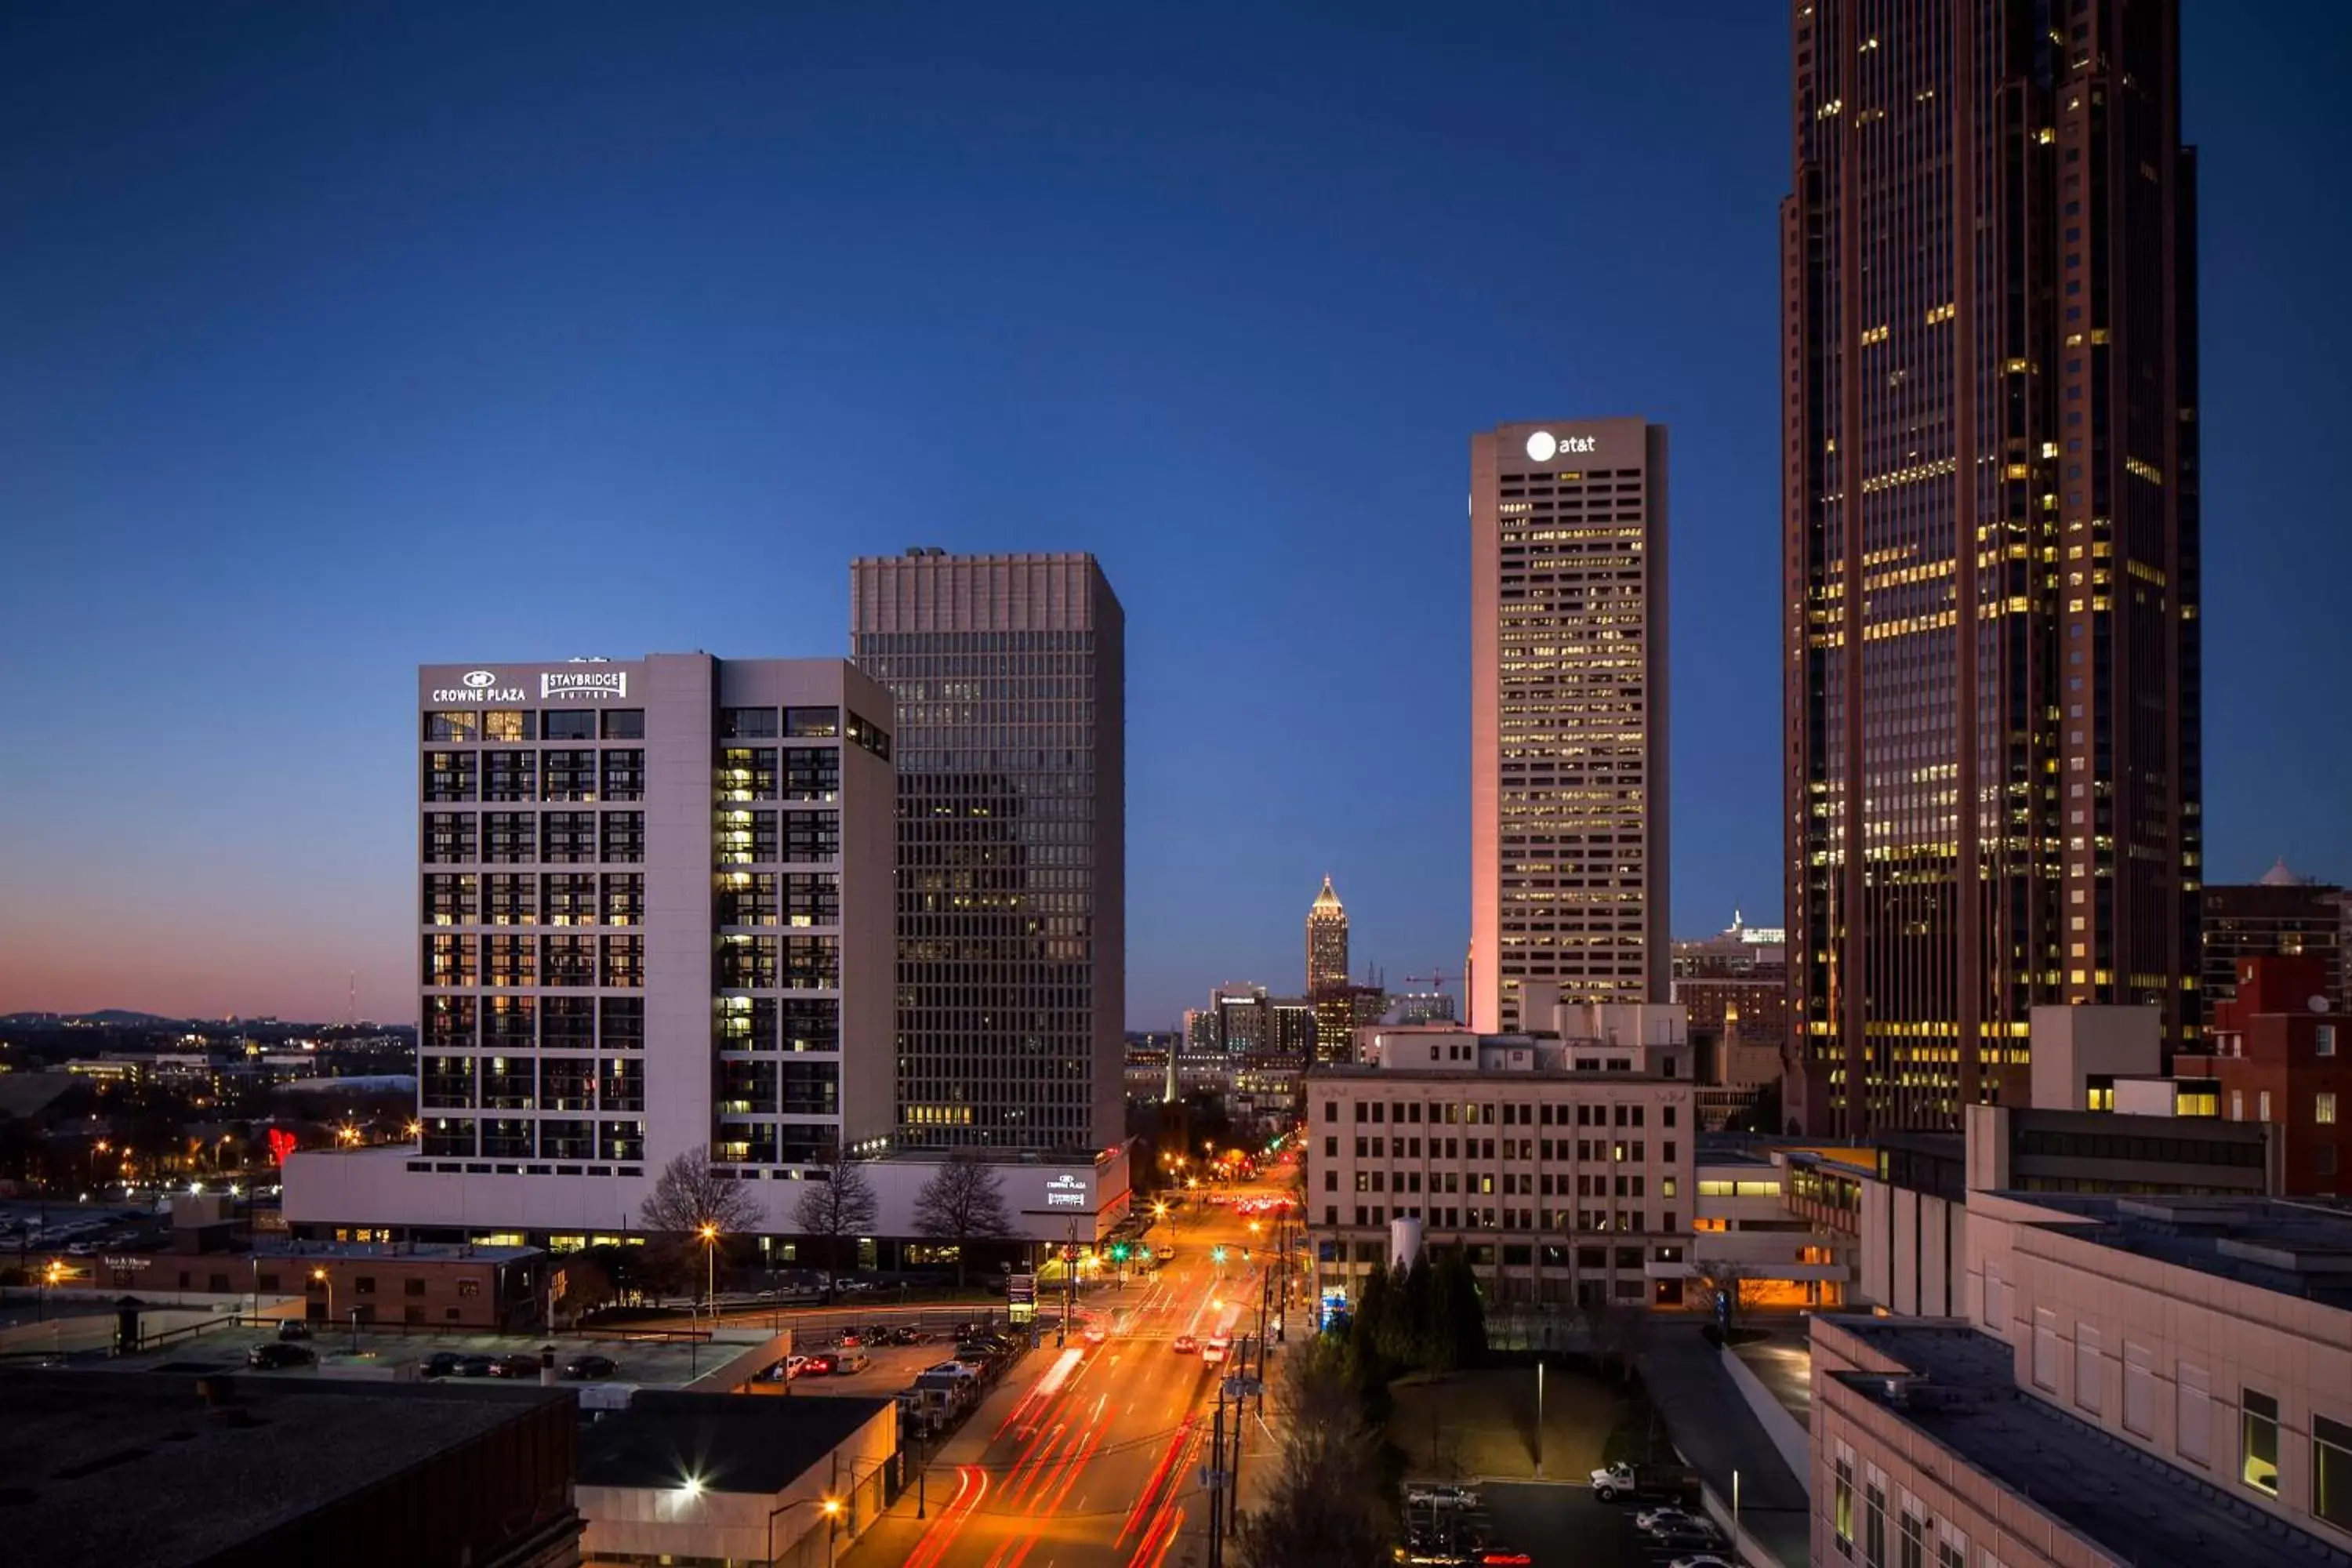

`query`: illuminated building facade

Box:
[1470,418,1671,1033]
[851,550,1127,1152]
[1783,0,2202,1133]
[1307,877,1350,994]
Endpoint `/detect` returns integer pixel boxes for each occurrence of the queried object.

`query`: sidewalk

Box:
[1636,1327,1809,1568]
[834,1345,1044,1567]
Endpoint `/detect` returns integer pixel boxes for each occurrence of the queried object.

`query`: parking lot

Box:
[107,1319,735,1388]
[1413,1482,1732,1568]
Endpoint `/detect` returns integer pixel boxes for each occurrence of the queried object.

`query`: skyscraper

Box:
[850,550,1127,1152]
[1469,419,1671,1033]
[1783,1,2202,1134]
[1306,877,1350,996]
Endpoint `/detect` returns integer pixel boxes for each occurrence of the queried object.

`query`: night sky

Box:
[5,3,2348,1026]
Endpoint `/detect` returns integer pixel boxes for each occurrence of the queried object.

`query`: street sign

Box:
[1008,1272,1037,1323]
[1221,1376,1262,1400]
[1198,1468,1232,1488]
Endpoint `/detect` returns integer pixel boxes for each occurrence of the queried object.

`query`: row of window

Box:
[424,811,646,864]
[426,749,644,803]
[426,709,644,743]
[420,1116,644,1161]
[1327,1098,1675,1128]
[1326,1134,1672,1164]
[1332,1166,1668,1199]
[427,873,643,926]
[1323,1205,1674,1236]
[424,934,645,989]
[423,1056,642,1111]
[426,995,641,1047]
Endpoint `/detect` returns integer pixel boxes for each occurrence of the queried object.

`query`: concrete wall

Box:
[1855,1177,1963,1316]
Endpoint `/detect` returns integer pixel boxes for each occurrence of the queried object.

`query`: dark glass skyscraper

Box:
[850,550,1126,1152]
[1783,0,2201,1134]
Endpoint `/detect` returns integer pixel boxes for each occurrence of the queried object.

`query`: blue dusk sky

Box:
[3,3,2348,1026]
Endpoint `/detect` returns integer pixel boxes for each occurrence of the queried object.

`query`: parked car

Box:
[1172,1334,1199,1355]
[488,1353,543,1379]
[564,1354,618,1381]
[1634,1506,1706,1536]
[277,1320,314,1341]
[457,1354,497,1378]
[837,1330,866,1348]
[1667,1555,1736,1568]
[768,1355,809,1381]
[833,1352,871,1374]
[801,1352,839,1376]
[1406,1485,1482,1511]
[248,1342,314,1370]
[420,1352,463,1378]
[923,1360,978,1380]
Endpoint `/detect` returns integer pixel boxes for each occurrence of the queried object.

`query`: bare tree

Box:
[1235,1337,1392,1568]
[637,1147,764,1302]
[911,1152,1019,1288]
[1584,1298,1653,1383]
[793,1147,880,1298]
[1695,1258,1763,1334]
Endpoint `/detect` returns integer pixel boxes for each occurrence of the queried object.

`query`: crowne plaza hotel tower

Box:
[1783,0,2201,1134]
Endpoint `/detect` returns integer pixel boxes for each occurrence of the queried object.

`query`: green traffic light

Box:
[1211,1245,1227,1263]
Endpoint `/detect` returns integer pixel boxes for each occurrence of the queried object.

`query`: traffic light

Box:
[1109,1243,1127,1262]
[1242,1247,1252,1261]
[1210,1245,1227,1264]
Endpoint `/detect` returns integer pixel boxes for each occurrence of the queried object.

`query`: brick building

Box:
[2176,953,2348,1196]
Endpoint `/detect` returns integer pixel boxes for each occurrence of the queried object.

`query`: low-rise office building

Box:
[1307,993,1697,1308]
[1812,1193,2352,1568]
[579,1391,895,1568]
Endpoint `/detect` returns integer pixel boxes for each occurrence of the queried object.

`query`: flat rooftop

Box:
[579,1390,891,1494]
[1833,1322,2352,1568]
[2007,1194,2352,1311]
[0,1368,567,1568]
[254,1238,541,1263]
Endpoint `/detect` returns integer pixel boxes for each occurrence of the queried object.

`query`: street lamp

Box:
[764,1494,843,1568]
[312,1266,331,1329]
[699,1221,720,1315]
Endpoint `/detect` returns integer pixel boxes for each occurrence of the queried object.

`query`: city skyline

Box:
[5,5,2350,1029]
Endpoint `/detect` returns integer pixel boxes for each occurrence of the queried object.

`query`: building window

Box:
[1835,1457,1853,1561]
[1862,1480,1886,1568]
[1897,1511,1924,1568]
[2317,1414,2352,1534]
[2261,1091,2274,1122]
[543,710,595,741]
[2244,1388,2281,1495]
[2320,1093,2339,1127]
[721,706,779,739]
[457,1279,481,1299]
[601,708,644,740]
[2231,1090,2244,1121]
[2320,1024,2339,1058]
[354,1276,376,1295]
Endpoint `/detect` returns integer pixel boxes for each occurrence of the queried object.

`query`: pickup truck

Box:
[1588,1461,1698,1504]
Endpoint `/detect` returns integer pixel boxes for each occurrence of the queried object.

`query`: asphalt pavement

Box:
[840,1174,1299,1568]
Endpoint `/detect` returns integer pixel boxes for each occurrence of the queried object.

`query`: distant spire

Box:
[1311,875,1345,913]
[2259,857,2307,887]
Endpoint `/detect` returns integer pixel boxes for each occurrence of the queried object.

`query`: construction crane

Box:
[1402,970,1455,993]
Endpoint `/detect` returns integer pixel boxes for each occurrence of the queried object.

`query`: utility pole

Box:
[1207,1385,1225,1568]
[1059,1215,1076,1347]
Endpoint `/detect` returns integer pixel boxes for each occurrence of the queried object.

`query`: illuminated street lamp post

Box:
[699,1221,720,1314]
[311,1267,331,1332]
[762,1494,842,1568]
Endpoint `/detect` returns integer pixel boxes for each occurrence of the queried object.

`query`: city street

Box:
[844,1174,1298,1568]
